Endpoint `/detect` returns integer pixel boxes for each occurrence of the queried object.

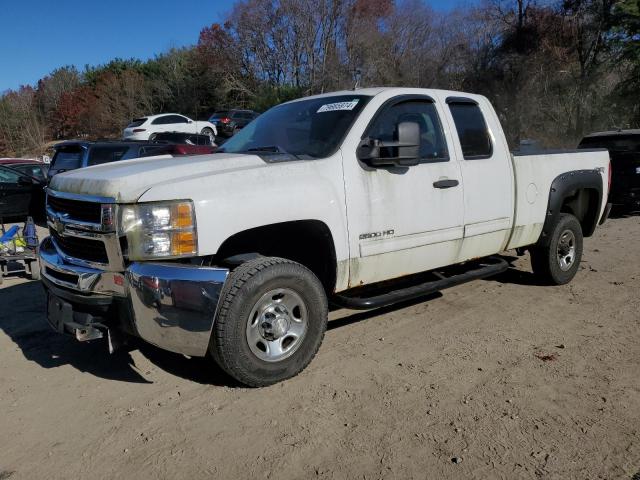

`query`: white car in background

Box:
[123,114,217,143]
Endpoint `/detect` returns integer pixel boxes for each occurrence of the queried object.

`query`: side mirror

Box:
[357,121,421,167]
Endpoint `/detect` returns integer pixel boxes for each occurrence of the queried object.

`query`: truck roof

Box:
[286,87,486,103]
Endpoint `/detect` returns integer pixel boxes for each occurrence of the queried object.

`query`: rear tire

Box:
[200,128,215,145]
[209,257,328,387]
[530,213,583,285]
[149,133,157,142]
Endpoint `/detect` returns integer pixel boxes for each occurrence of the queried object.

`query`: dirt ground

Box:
[0,217,639,480]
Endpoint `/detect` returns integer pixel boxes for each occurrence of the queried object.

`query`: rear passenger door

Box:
[443,96,514,260]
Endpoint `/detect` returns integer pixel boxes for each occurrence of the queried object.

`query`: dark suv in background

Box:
[49,141,169,178]
[209,109,259,137]
[48,137,216,179]
[578,129,640,211]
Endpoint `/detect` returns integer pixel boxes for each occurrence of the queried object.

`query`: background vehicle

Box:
[0,164,45,219]
[579,129,640,211]
[40,88,610,387]
[123,114,217,143]
[209,109,259,137]
[152,132,216,146]
[49,140,218,179]
[49,141,172,178]
[151,132,217,155]
[0,159,48,181]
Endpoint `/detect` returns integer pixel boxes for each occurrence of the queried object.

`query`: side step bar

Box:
[332,256,509,310]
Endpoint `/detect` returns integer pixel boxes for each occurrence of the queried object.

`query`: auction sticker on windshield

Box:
[317,99,360,113]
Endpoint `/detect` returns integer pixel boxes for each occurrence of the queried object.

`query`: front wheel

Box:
[530,213,583,285]
[209,257,328,387]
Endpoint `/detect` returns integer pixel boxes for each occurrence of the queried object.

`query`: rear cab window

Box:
[447,99,493,159]
[51,145,84,171]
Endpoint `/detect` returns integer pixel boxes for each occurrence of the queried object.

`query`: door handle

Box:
[433,179,459,189]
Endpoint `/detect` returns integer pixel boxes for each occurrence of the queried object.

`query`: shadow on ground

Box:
[0,254,551,386]
[0,280,237,387]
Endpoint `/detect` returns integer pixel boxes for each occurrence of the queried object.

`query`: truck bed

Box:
[507,149,610,249]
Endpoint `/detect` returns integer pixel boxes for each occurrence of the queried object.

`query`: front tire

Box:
[530,213,583,285]
[209,257,328,387]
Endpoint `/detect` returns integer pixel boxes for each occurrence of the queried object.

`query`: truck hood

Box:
[48,153,267,202]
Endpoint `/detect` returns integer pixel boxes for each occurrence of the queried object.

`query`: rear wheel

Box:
[209,257,328,387]
[149,133,158,142]
[530,213,583,285]
[201,128,215,144]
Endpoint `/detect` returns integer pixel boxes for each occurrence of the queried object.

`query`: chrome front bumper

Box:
[39,237,229,357]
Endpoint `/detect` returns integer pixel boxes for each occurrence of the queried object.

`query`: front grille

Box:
[48,196,102,223]
[51,230,109,264]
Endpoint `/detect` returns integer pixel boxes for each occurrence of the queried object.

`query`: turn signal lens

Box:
[172,231,196,256]
[173,203,194,229]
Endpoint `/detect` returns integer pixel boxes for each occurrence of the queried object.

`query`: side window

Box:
[152,116,170,125]
[168,115,188,124]
[367,100,449,162]
[87,146,130,166]
[448,102,492,159]
[0,167,20,183]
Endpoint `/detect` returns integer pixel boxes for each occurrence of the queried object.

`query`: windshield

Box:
[219,95,370,159]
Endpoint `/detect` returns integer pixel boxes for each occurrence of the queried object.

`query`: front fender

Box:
[137,154,350,267]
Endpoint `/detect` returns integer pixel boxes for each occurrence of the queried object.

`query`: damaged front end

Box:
[40,191,228,356]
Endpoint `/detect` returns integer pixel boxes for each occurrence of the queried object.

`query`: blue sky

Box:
[0,0,467,92]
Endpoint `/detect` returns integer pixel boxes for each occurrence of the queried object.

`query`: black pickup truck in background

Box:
[579,129,640,211]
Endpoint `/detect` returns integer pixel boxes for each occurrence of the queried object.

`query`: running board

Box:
[332,256,509,310]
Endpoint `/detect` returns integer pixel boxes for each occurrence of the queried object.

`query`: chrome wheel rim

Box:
[204,130,215,144]
[556,229,576,271]
[246,288,308,362]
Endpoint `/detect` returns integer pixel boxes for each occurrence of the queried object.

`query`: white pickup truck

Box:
[40,88,611,386]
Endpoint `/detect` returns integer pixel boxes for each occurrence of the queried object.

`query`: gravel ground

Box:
[0,217,638,479]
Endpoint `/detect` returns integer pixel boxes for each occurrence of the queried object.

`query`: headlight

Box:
[636,166,640,174]
[119,201,197,260]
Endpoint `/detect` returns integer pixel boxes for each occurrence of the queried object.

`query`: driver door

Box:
[0,166,31,218]
[342,96,465,286]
